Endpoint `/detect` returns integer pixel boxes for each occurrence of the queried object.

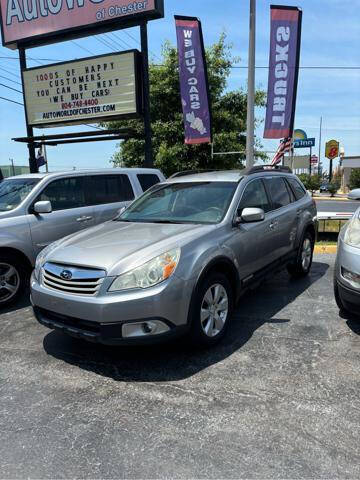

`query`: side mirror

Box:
[34,200,52,214]
[239,207,265,223]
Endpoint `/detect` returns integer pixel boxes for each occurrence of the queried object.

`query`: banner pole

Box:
[318,116,322,176]
[246,0,256,168]
[140,21,153,168]
[18,47,37,174]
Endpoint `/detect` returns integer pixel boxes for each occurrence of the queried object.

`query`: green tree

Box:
[297,173,321,195]
[104,35,266,177]
[349,169,360,190]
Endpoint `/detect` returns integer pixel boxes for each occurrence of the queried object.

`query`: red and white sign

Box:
[0,0,163,48]
[311,155,318,164]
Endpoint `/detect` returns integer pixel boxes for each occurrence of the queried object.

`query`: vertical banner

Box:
[264,5,302,139]
[175,16,212,144]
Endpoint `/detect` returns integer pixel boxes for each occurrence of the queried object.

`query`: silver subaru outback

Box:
[31,166,317,347]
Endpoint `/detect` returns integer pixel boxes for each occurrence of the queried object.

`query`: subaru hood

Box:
[46,220,214,275]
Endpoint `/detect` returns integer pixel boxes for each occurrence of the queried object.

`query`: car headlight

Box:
[108,248,180,292]
[34,241,61,280]
[344,213,360,248]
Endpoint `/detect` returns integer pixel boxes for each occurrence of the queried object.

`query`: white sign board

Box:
[22,51,141,128]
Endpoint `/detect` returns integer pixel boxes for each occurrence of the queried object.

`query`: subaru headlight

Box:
[34,241,61,280]
[108,248,180,292]
[344,213,360,248]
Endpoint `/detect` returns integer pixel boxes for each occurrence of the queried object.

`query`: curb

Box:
[314,245,337,254]
[313,196,348,201]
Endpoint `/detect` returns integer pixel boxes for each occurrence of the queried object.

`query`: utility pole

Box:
[246,0,256,168]
[318,116,322,176]
[10,158,15,176]
[140,21,153,168]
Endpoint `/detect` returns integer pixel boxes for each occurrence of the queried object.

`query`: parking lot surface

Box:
[0,254,359,479]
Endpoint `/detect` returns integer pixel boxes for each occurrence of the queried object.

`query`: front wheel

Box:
[188,273,233,347]
[287,231,314,278]
[0,255,27,308]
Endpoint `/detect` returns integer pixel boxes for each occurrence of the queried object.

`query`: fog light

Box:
[341,267,360,289]
[122,320,170,338]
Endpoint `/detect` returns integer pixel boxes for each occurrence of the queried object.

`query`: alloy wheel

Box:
[200,283,229,337]
[301,238,312,270]
[0,263,20,303]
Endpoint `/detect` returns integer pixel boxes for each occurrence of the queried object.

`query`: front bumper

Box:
[335,236,360,316]
[336,281,360,316]
[30,272,193,345]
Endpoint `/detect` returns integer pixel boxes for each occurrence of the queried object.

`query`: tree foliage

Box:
[349,169,360,190]
[104,34,266,177]
[297,173,321,195]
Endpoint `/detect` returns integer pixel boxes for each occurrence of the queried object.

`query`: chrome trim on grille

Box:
[42,262,106,296]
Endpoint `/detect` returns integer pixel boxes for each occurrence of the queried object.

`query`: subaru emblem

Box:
[60,270,72,280]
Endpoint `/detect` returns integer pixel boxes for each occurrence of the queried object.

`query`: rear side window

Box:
[239,179,272,213]
[287,177,306,201]
[137,174,160,192]
[37,177,85,211]
[88,175,134,205]
[266,177,291,209]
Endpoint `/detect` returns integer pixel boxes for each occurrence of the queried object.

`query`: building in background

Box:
[341,156,360,192]
[0,165,30,177]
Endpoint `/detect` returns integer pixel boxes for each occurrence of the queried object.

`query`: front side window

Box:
[88,175,134,205]
[238,179,271,213]
[118,182,237,224]
[37,177,85,211]
[266,177,291,209]
[0,178,40,212]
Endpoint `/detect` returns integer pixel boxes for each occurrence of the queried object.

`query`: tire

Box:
[0,255,27,308]
[287,230,314,278]
[188,273,234,347]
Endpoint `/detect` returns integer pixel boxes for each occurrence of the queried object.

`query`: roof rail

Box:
[246,165,293,175]
[169,169,220,179]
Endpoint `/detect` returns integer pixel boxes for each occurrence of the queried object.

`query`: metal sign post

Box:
[18,47,37,173]
[246,0,256,168]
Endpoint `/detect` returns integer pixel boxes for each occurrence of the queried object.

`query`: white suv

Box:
[0,168,164,307]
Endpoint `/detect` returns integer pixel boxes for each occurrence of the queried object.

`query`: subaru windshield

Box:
[118,182,237,224]
[0,178,40,212]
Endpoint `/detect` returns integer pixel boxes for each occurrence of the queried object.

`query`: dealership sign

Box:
[325,140,339,160]
[264,5,302,139]
[22,51,142,127]
[175,15,212,145]
[0,0,164,48]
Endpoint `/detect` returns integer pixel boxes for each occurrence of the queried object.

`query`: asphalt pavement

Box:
[0,254,360,479]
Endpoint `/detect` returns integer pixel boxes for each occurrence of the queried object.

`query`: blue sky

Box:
[0,0,359,173]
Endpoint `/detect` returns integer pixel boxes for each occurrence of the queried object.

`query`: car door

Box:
[264,176,299,260]
[87,174,135,224]
[27,175,95,255]
[229,178,277,281]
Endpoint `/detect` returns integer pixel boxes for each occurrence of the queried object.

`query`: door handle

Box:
[76,216,86,222]
[83,216,93,221]
[269,220,278,230]
[296,209,302,217]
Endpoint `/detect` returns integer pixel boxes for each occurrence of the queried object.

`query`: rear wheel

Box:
[188,273,233,347]
[287,231,314,278]
[0,255,27,308]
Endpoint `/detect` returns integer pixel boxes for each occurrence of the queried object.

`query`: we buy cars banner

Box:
[175,16,212,145]
[264,5,302,139]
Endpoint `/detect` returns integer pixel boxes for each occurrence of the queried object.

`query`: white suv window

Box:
[239,179,271,213]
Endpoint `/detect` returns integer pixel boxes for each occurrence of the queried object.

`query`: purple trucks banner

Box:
[264,6,302,139]
[175,16,212,144]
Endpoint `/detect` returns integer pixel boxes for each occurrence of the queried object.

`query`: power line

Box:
[0,96,23,106]
[94,35,117,52]
[0,66,20,79]
[0,74,22,86]
[0,82,22,94]
[71,40,96,56]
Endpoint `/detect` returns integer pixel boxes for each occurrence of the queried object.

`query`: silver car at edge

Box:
[334,206,360,316]
[0,168,164,307]
[31,166,317,347]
